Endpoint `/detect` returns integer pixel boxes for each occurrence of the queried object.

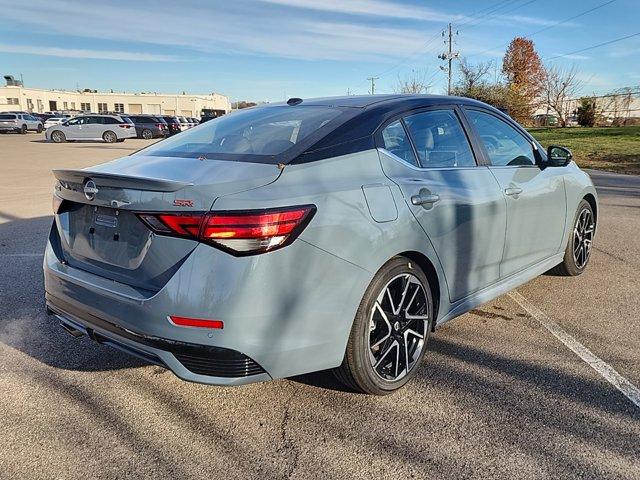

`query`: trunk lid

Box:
[52,155,282,291]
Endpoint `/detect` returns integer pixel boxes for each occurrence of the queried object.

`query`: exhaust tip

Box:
[59,321,84,338]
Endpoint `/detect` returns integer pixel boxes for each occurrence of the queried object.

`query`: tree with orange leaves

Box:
[502,37,544,122]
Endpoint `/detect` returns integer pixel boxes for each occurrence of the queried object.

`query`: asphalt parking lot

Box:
[1,133,638,479]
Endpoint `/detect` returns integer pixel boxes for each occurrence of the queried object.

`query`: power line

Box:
[468,0,618,59]
[544,31,640,61]
[457,0,525,28]
[459,0,537,30]
[350,0,536,92]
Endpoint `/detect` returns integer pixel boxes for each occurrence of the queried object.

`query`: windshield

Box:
[139,105,349,163]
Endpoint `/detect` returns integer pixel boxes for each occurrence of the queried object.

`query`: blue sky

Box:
[0,0,638,101]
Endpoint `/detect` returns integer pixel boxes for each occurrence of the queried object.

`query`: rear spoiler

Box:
[53,169,193,192]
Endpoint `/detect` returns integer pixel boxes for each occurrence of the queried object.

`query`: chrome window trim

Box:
[378,148,481,172]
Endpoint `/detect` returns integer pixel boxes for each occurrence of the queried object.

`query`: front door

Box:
[62,116,89,139]
[463,108,567,277]
[378,108,507,303]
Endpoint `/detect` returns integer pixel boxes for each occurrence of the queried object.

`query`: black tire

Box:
[334,257,433,395]
[141,129,153,140]
[549,199,595,276]
[37,124,43,133]
[116,138,125,143]
[19,125,27,134]
[50,130,66,143]
[103,130,117,143]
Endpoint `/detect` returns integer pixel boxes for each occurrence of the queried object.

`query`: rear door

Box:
[462,108,566,277]
[83,116,104,139]
[378,106,507,303]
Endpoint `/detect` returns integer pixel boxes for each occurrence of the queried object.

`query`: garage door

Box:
[164,109,175,115]
[128,104,142,114]
[147,104,161,114]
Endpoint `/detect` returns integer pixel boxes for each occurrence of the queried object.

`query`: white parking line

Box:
[509,290,640,409]
[0,253,43,257]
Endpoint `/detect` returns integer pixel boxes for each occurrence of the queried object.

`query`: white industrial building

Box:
[0,75,231,117]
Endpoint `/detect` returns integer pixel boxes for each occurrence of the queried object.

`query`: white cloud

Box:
[259,0,569,27]
[0,0,567,63]
[258,0,460,22]
[0,43,178,61]
[0,0,439,62]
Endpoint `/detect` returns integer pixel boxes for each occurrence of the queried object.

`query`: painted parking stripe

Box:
[0,253,43,257]
[509,290,640,409]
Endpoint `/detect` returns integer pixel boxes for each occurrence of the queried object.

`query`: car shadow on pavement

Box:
[2,215,639,422]
[0,215,147,372]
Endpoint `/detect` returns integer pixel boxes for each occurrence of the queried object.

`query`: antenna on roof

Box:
[287,97,303,106]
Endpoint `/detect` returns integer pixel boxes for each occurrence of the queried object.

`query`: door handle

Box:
[504,187,523,196]
[411,193,440,206]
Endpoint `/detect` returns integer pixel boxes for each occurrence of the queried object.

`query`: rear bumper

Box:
[43,230,372,385]
[0,125,18,131]
[47,294,270,385]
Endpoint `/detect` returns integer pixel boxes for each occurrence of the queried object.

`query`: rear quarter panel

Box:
[212,150,450,343]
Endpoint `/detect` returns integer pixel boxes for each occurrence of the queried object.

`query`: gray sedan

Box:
[44,95,597,394]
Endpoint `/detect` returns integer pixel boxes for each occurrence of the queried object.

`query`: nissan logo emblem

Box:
[83,179,99,201]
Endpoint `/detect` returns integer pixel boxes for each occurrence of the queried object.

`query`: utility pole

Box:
[367,77,379,95]
[438,23,459,95]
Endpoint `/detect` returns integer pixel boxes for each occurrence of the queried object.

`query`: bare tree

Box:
[394,70,432,94]
[542,65,583,127]
[457,58,492,90]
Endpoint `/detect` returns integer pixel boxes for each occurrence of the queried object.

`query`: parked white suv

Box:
[45,114,137,143]
[0,113,43,134]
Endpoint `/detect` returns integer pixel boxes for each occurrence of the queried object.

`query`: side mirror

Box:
[546,145,572,167]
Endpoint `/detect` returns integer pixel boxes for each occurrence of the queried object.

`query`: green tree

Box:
[577,97,596,127]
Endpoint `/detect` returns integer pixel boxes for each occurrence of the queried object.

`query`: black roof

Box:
[277,94,490,110]
[288,94,519,164]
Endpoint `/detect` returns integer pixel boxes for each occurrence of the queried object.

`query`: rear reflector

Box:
[169,316,223,329]
[137,205,315,255]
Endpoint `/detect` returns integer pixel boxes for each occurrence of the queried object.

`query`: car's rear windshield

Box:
[139,105,350,163]
[0,114,16,119]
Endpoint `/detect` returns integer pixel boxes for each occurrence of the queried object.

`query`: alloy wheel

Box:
[573,208,594,269]
[368,273,429,381]
[104,131,117,143]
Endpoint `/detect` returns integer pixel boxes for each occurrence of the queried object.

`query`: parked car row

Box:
[1,110,202,142]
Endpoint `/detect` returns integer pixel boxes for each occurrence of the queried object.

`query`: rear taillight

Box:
[118,124,130,129]
[156,123,165,129]
[137,205,315,255]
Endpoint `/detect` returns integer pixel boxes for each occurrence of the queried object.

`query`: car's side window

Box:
[381,120,419,167]
[466,110,535,167]
[67,118,83,125]
[403,110,476,168]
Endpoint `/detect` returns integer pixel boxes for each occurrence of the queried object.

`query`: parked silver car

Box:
[0,113,43,133]
[45,95,597,394]
[45,114,137,143]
